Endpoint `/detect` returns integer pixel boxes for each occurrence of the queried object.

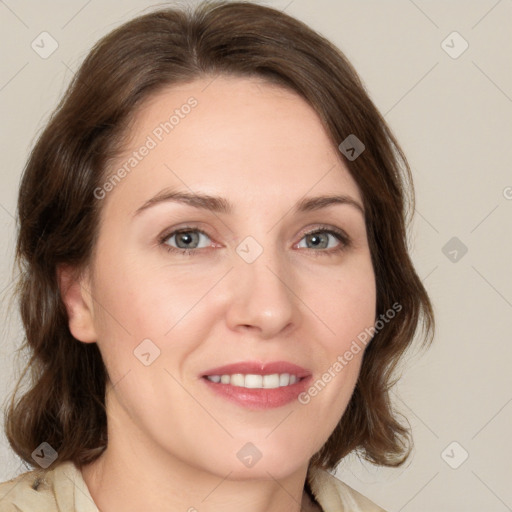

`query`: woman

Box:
[0,2,434,511]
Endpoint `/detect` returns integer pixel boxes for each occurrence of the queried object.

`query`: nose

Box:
[223,245,300,339]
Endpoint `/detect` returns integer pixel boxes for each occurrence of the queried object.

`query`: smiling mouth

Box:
[200,360,312,409]
[203,373,305,389]
[201,373,311,410]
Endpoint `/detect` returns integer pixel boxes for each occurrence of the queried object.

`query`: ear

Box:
[57,264,97,343]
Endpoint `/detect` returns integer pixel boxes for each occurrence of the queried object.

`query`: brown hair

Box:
[5,0,434,472]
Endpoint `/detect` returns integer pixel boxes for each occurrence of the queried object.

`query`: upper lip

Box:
[201,361,311,378]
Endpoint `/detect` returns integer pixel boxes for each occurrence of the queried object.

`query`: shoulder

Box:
[0,465,57,512]
[308,466,388,512]
[0,461,97,512]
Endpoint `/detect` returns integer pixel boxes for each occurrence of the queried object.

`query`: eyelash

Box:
[158,225,351,257]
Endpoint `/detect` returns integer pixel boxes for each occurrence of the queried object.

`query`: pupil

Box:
[308,233,327,249]
[178,232,197,248]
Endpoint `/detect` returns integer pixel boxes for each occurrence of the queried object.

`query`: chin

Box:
[223,462,307,482]
[225,444,312,481]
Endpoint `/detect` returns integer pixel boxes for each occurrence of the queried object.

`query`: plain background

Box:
[0,1,511,511]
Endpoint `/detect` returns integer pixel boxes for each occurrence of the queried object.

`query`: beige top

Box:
[0,461,387,512]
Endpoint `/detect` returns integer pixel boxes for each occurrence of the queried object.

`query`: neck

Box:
[82,449,319,512]
[81,395,320,512]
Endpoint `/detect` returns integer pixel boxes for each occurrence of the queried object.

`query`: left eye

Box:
[297,230,343,250]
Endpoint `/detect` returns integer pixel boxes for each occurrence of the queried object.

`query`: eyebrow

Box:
[133,189,365,217]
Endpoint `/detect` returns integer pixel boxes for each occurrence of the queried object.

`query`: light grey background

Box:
[1,1,511,511]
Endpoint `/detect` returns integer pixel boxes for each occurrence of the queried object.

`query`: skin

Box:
[60,75,377,512]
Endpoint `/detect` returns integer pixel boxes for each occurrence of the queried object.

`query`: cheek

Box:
[298,257,375,407]
[313,257,377,348]
[89,254,224,379]
[92,254,213,334]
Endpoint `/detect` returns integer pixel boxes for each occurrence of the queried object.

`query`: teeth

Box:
[205,373,301,389]
[263,374,280,389]
[244,374,262,388]
[231,373,245,387]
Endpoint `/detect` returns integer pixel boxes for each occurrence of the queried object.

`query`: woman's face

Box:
[77,76,376,478]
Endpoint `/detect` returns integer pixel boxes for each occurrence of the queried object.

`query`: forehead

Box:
[101,75,362,215]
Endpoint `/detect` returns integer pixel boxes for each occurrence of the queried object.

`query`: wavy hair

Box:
[5,0,434,471]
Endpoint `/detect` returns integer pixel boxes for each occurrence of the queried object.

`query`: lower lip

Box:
[202,376,312,409]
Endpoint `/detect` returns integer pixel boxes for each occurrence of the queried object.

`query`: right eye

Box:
[160,228,214,255]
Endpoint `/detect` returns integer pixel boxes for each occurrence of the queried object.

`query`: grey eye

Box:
[298,231,341,250]
[165,230,211,250]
